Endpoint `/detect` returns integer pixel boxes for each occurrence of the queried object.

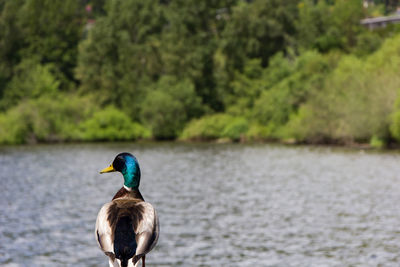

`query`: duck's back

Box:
[114,216,136,265]
[95,194,159,267]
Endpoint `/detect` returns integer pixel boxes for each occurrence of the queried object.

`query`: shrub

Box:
[0,105,33,144]
[389,91,400,142]
[80,106,149,141]
[370,135,385,149]
[140,76,202,139]
[288,34,400,144]
[0,94,99,143]
[140,90,184,139]
[245,123,273,141]
[222,117,249,141]
[0,94,149,144]
[252,50,336,132]
[181,114,248,141]
[0,59,60,110]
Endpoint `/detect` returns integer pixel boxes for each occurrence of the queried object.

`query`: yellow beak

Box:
[100,165,116,174]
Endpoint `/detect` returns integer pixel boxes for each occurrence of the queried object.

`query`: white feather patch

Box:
[95,202,114,253]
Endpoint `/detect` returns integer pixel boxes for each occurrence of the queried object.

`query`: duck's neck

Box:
[112,186,144,201]
[122,157,140,188]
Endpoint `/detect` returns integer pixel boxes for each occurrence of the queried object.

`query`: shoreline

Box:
[1,137,399,151]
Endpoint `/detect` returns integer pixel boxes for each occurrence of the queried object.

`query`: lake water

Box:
[1,143,400,266]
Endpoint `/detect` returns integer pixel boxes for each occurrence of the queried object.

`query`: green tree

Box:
[252,50,337,136]
[0,0,24,99]
[18,0,84,90]
[77,0,165,119]
[161,0,237,111]
[222,0,298,69]
[219,0,298,109]
[297,0,364,52]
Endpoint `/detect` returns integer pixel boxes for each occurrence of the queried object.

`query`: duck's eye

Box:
[113,156,125,171]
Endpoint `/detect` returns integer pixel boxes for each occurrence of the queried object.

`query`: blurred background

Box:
[2,1,400,266]
[1,0,400,146]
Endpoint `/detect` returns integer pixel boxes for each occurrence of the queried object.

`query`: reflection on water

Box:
[1,143,400,266]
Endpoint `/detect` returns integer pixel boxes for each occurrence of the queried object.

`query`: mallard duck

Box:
[95,153,159,267]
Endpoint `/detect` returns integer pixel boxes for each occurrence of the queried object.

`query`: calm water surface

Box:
[1,143,400,266]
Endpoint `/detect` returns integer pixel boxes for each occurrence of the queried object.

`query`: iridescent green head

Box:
[100,152,141,189]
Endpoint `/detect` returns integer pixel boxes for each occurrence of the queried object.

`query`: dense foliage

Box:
[1,0,400,146]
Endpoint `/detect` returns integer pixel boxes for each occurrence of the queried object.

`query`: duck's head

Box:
[100,152,141,189]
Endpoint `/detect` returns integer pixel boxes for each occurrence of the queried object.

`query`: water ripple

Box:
[1,143,400,266]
